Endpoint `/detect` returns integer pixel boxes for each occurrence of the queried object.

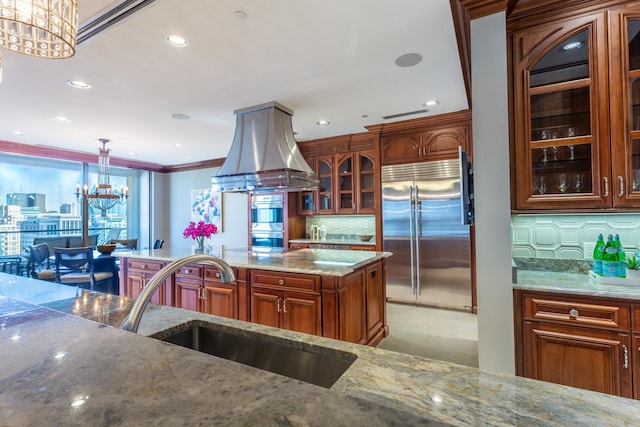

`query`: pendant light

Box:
[0,0,79,58]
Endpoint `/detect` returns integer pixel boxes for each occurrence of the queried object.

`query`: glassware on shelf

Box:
[541,129,549,140]
[552,131,559,139]
[539,176,547,195]
[552,146,558,161]
[634,170,640,191]
[532,176,539,194]
[567,126,576,137]
[568,144,575,160]
[574,174,584,193]
[558,173,567,193]
[542,147,548,164]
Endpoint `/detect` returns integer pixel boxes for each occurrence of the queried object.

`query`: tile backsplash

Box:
[512,213,640,260]
[306,215,375,239]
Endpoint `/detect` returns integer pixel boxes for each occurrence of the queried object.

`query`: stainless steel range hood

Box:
[211,102,319,193]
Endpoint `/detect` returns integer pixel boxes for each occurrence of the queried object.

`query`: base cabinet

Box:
[120,255,386,346]
[174,264,240,320]
[515,289,634,399]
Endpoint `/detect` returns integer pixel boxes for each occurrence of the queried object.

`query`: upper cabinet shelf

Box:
[510,6,640,210]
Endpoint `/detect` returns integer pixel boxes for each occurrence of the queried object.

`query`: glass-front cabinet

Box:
[298,155,334,215]
[512,7,640,210]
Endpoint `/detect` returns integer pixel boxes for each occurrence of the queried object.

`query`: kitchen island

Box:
[1,273,640,426]
[118,247,389,346]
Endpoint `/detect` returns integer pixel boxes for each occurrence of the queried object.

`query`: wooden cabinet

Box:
[381,126,469,165]
[250,270,322,335]
[122,259,172,306]
[174,264,240,320]
[299,150,378,215]
[514,290,633,398]
[510,5,640,210]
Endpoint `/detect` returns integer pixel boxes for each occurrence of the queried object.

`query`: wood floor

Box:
[378,302,478,368]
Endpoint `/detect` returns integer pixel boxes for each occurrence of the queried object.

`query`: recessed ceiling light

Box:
[316,120,330,125]
[67,79,91,89]
[173,143,183,148]
[11,130,25,136]
[128,152,136,156]
[562,41,583,51]
[423,100,439,107]
[170,113,190,120]
[233,10,247,20]
[165,34,189,47]
[52,116,70,123]
[394,53,423,67]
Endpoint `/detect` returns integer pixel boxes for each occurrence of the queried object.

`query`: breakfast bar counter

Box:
[2,273,640,425]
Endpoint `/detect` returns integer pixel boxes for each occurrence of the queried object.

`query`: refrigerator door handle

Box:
[408,185,416,296]
[414,185,421,296]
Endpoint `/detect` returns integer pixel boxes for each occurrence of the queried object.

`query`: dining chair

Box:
[54,247,114,292]
[0,256,23,276]
[26,243,56,281]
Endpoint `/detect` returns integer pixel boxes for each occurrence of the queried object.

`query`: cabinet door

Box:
[336,153,355,214]
[422,126,469,162]
[250,286,281,328]
[523,321,632,398]
[317,156,334,214]
[512,14,610,209]
[126,272,164,305]
[610,11,640,207]
[356,151,377,213]
[282,291,322,336]
[175,279,202,312]
[380,132,422,165]
[341,269,367,344]
[298,156,317,215]
[365,263,384,341]
[202,283,238,319]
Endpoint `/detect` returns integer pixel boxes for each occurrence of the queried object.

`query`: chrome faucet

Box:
[120,254,236,333]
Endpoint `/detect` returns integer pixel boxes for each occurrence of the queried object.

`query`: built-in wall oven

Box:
[250,194,285,248]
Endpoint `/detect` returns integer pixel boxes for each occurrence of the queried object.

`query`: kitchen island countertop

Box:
[118,246,387,276]
[2,273,640,425]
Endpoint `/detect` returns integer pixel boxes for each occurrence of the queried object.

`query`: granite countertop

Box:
[119,246,388,276]
[3,273,640,425]
[289,237,376,246]
[514,269,640,300]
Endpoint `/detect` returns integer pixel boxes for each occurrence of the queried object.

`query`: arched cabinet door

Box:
[512,13,609,210]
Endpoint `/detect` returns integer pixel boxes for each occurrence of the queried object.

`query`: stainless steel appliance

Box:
[382,150,473,310]
[251,194,285,248]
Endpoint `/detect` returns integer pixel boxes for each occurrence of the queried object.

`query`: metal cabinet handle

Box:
[278,279,284,285]
[201,287,206,301]
[283,299,287,313]
[215,272,220,278]
[277,297,281,312]
[623,344,629,369]
[184,268,191,274]
[618,176,625,197]
[569,308,579,318]
[141,264,147,270]
[603,177,609,197]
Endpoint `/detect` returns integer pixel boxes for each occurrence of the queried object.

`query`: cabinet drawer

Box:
[524,294,630,330]
[204,266,236,283]
[127,259,164,273]
[251,270,320,293]
[176,264,203,279]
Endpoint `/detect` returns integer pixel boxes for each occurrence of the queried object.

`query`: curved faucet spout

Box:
[120,254,236,333]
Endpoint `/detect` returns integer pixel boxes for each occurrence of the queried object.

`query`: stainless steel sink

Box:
[158,324,357,389]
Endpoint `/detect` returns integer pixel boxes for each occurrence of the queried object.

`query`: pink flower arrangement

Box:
[183,221,218,250]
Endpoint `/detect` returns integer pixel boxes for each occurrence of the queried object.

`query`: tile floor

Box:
[377,302,479,368]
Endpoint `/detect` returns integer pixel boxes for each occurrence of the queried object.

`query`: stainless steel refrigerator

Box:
[382,151,473,311]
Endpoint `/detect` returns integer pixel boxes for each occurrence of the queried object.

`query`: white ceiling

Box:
[0,0,467,166]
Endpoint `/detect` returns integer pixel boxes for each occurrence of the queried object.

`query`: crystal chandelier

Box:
[0,0,79,58]
[76,139,129,217]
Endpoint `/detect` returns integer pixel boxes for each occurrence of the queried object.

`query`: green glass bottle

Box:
[593,233,605,275]
[602,234,620,277]
[614,234,626,278]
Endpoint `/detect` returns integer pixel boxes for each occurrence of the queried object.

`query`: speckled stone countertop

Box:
[119,246,386,276]
[514,269,640,300]
[3,273,640,426]
[289,237,376,246]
